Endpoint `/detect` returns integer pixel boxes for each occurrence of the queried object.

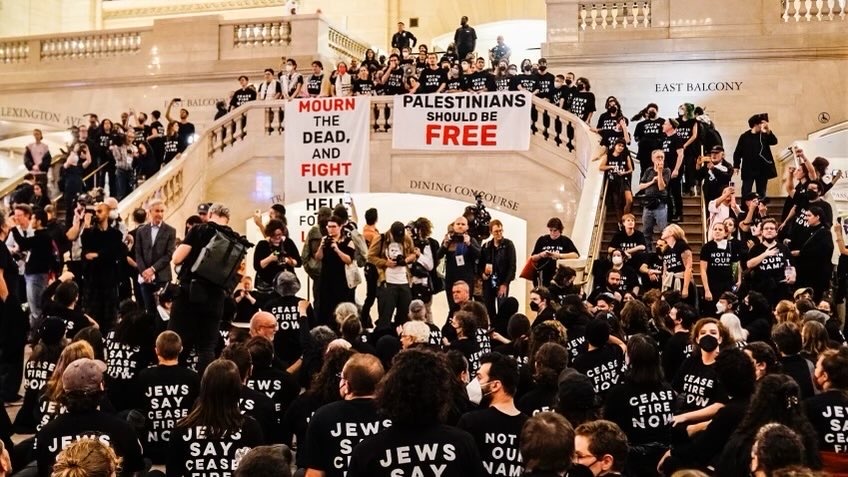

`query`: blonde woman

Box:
[51,438,121,477]
[39,341,95,430]
[660,224,695,305]
[774,300,801,324]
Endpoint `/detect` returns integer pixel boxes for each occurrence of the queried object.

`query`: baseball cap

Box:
[62,358,107,393]
[711,145,724,153]
[197,203,211,215]
[793,287,813,300]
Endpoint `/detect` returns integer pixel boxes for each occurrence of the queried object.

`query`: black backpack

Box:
[190,225,253,293]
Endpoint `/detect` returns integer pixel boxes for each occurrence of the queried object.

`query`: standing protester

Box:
[301,206,331,313]
[303,354,390,477]
[490,36,511,65]
[257,68,283,101]
[165,99,196,153]
[568,77,596,123]
[675,103,700,196]
[315,215,356,328]
[595,96,630,148]
[81,202,124,330]
[529,217,579,288]
[734,113,778,198]
[700,222,741,312]
[9,205,55,330]
[599,139,634,217]
[458,353,528,477]
[134,199,176,315]
[791,206,833,302]
[633,103,665,173]
[368,221,417,330]
[253,219,301,298]
[746,218,793,306]
[280,58,305,99]
[480,220,516,320]
[0,210,27,404]
[454,16,477,61]
[229,75,257,111]
[348,349,485,477]
[698,145,734,206]
[24,129,51,188]
[306,61,325,97]
[638,150,671,249]
[415,53,448,94]
[391,22,417,50]
[170,203,247,374]
[661,118,685,223]
[438,216,482,313]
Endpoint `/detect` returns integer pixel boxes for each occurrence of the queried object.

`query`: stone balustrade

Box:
[782,0,847,21]
[578,2,652,30]
[232,21,292,47]
[0,41,29,63]
[328,27,371,62]
[40,31,144,61]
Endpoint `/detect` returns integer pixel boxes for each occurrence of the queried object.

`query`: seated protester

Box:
[588,269,625,305]
[739,291,774,344]
[520,412,594,477]
[806,348,848,471]
[167,359,264,475]
[458,353,528,477]
[303,354,390,477]
[379,54,407,95]
[555,297,592,363]
[573,420,630,477]
[415,53,447,94]
[658,348,757,474]
[773,322,816,400]
[133,331,200,465]
[604,334,674,476]
[34,341,100,436]
[264,271,314,368]
[593,293,619,315]
[155,283,178,333]
[744,341,780,381]
[636,241,665,292]
[749,424,812,477]
[399,320,436,351]
[449,311,482,376]
[36,358,144,477]
[348,349,485,477]
[340,315,378,355]
[672,318,730,421]
[245,337,300,430]
[609,249,641,296]
[282,348,353,469]
[407,299,443,348]
[555,369,600,428]
[572,319,625,401]
[714,374,821,476]
[491,312,530,366]
[442,350,479,426]
[51,437,122,477]
[252,219,302,296]
[661,302,697,383]
[529,286,556,326]
[41,273,97,339]
[104,308,155,411]
[700,222,742,313]
[220,344,278,445]
[511,59,537,93]
[466,58,496,92]
[548,265,582,305]
[13,318,66,433]
[444,65,463,93]
[517,342,568,416]
[461,301,493,357]
[351,67,375,95]
[791,206,834,302]
[746,218,793,306]
[698,145,733,206]
[234,444,294,477]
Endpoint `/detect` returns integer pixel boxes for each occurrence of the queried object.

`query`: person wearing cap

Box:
[697,144,733,206]
[196,202,211,222]
[733,113,778,198]
[35,358,144,477]
[661,117,685,222]
[264,271,313,369]
[368,221,417,330]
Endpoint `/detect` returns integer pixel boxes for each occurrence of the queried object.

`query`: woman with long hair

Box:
[253,219,301,295]
[675,103,700,196]
[604,334,674,476]
[168,359,263,476]
[517,342,568,416]
[660,224,696,306]
[595,96,631,148]
[38,341,95,431]
[715,373,821,476]
[14,318,66,433]
[161,121,181,165]
[104,309,154,411]
[700,222,741,313]
[800,320,831,364]
[672,318,732,422]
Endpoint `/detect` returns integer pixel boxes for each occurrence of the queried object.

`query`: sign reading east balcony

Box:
[654,82,743,93]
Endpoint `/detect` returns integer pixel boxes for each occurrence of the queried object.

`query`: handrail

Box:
[51,161,111,207]
[0,152,68,201]
[583,170,610,291]
[701,180,709,244]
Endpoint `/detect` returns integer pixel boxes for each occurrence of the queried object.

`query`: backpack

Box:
[698,119,723,153]
[190,226,253,293]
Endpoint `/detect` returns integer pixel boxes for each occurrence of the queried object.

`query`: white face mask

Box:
[108,210,119,220]
[716,302,726,314]
[466,377,482,405]
[285,64,294,73]
[612,256,623,266]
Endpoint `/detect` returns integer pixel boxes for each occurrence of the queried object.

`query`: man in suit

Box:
[135,199,176,314]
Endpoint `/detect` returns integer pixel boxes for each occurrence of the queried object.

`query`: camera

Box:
[451,233,465,243]
[322,235,333,248]
[394,255,406,266]
[465,194,492,241]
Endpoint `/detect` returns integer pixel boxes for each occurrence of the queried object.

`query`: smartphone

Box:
[785,265,796,282]
[729,181,735,188]
[173,98,182,103]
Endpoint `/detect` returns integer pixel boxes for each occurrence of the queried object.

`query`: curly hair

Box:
[306,347,355,404]
[691,317,733,349]
[375,349,454,427]
[533,343,568,389]
[620,300,651,335]
[527,320,568,366]
[52,437,122,477]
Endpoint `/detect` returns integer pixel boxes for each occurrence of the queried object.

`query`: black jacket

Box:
[479,238,516,287]
[733,130,778,180]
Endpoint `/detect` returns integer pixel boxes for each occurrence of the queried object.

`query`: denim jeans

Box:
[24,273,48,328]
[642,204,668,251]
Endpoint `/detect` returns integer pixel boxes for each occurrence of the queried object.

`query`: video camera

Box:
[465,194,492,241]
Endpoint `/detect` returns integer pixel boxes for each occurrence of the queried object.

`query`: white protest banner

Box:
[392,91,532,151]
[285,97,370,231]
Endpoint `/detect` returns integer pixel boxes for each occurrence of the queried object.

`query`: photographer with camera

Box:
[253,219,301,303]
[733,113,778,198]
[368,221,418,330]
[61,141,92,216]
[480,220,516,319]
[438,216,482,313]
[407,218,441,320]
[314,215,356,329]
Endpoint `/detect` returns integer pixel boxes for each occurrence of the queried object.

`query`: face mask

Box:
[499,65,506,71]
[716,302,727,314]
[523,66,531,72]
[108,210,118,220]
[608,106,618,114]
[807,190,819,201]
[529,301,540,312]
[339,67,347,74]
[647,111,657,119]
[285,64,294,72]
[612,256,623,265]
[478,381,494,407]
[698,334,719,352]
[466,378,482,404]
[538,65,547,71]
[577,83,585,91]
[565,79,573,86]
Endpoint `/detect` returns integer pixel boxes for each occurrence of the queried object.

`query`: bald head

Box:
[250,311,277,341]
[342,353,385,398]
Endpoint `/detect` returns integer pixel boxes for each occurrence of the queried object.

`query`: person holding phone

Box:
[746,218,793,306]
[733,113,778,198]
[790,206,833,302]
[165,98,195,152]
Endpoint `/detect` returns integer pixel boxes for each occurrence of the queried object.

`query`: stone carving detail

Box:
[0,42,29,63]
[579,2,652,30]
[103,0,285,19]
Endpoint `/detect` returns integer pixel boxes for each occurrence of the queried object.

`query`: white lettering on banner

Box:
[285,97,370,235]
[392,92,532,151]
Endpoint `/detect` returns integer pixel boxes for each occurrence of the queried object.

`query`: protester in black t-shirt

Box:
[245,337,299,431]
[170,203,240,374]
[380,54,407,96]
[165,100,195,153]
[517,343,567,416]
[792,206,833,301]
[672,318,730,418]
[253,219,301,294]
[573,420,629,477]
[306,61,325,97]
[134,331,200,464]
[700,222,741,312]
[458,353,528,477]
[698,145,734,205]
[352,67,374,96]
[104,308,155,411]
[595,97,630,148]
[529,217,579,288]
[303,354,390,477]
[81,203,125,330]
[660,225,695,304]
[772,322,816,400]
[512,59,537,93]
[263,271,313,367]
[13,318,65,433]
[229,75,257,111]
[746,218,793,306]
[568,77,596,123]
[415,53,448,94]
[604,334,673,475]
[633,103,665,172]
[573,319,625,401]
[533,58,555,101]
[36,358,144,477]
[41,274,96,339]
[348,349,485,477]
[168,359,263,476]
[661,119,685,222]
[162,121,181,164]
[806,348,848,456]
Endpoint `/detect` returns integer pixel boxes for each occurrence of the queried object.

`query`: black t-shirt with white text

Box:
[662,133,685,170]
[672,355,729,413]
[15,358,56,432]
[610,230,647,254]
[534,72,556,100]
[246,367,300,424]
[573,344,625,398]
[265,295,312,365]
[166,418,263,477]
[662,241,690,274]
[596,112,629,148]
[385,68,407,95]
[457,407,528,477]
[635,118,665,160]
[307,74,324,96]
[511,74,536,93]
[417,68,448,94]
[303,398,392,477]
[348,424,485,477]
[699,240,739,290]
[352,78,374,95]
[569,91,596,121]
[805,390,848,453]
[135,364,201,464]
[228,87,256,110]
[531,235,579,285]
[748,242,790,283]
[105,330,155,411]
[603,381,674,445]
